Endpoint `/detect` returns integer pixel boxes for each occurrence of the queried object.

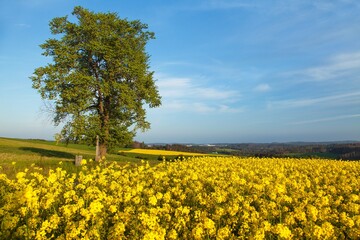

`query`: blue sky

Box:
[1,0,360,143]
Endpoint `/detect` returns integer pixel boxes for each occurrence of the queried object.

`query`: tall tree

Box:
[31,6,161,159]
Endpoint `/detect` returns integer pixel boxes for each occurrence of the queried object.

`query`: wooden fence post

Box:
[75,155,83,166]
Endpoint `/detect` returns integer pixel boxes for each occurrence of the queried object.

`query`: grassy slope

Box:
[0,137,158,178]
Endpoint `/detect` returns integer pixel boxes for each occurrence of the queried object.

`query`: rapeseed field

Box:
[0,156,359,239]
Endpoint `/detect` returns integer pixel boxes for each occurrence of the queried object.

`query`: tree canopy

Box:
[31,6,161,158]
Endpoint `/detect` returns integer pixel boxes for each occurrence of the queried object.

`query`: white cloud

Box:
[157,76,240,101]
[195,0,360,13]
[192,103,215,113]
[312,0,360,11]
[254,83,271,92]
[161,101,244,114]
[156,77,196,98]
[153,71,246,114]
[290,114,360,125]
[287,51,360,82]
[195,88,239,100]
[218,104,245,113]
[268,91,360,109]
[156,78,190,88]
[161,100,188,111]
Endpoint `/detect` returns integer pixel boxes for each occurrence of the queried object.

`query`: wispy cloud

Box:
[157,77,240,100]
[290,114,360,125]
[312,0,360,11]
[286,51,360,82]
[194,0,360,13]
[254,83,271,92]
[218,104,245,113]
[156,74,243,113]
[156,59,249,83]
[268,91,360,109]
[162,100,244,114]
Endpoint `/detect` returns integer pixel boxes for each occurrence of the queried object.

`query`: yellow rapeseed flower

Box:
[0,156,360,239]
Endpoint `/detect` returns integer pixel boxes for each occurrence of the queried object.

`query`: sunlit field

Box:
[122,149,206,156]
[1,156,359,239]
[0,138,159,178]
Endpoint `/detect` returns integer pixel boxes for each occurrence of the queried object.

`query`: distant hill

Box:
[145,141,360,160]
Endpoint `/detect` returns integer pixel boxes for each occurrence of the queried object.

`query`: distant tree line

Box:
[131,142,216,154]
[223,143,360,160]
[133,142,360,160]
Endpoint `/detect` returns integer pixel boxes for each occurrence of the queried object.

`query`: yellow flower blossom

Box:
[217,226,231,240]
[0,156,359,239]
[149,195,158,206]
[109,205,117,213]
[167,229,178,239]
[273,223,292,239]
[192,224,204,240]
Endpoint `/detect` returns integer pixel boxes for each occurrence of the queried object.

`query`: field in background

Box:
[122,148,207,156]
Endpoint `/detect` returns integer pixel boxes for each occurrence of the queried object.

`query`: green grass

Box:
[0,137,159,178]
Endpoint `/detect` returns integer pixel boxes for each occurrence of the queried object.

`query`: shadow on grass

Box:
[19,147,75,159]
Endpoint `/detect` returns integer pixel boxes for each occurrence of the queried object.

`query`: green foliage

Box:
[30,6,161,155]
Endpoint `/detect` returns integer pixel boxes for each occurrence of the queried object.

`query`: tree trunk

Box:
[97,91,110,160]
[95,135,101,161]
[98,116,110,160]
[98,143,107,160]
[99,96,110,160]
